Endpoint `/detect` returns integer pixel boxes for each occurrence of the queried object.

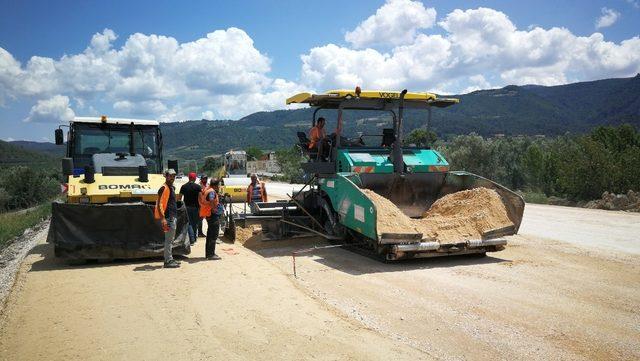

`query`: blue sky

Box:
[1,0,639,141]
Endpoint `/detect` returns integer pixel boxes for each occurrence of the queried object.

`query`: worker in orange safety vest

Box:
[204,178,223,260]
[246,173,267,204]
[197,175,208,236]
[154,168,180,268]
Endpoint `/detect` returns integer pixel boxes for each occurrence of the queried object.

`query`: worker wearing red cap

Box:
[179,172,202,245]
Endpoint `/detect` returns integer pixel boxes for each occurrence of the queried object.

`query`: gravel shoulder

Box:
[0,220,48,310]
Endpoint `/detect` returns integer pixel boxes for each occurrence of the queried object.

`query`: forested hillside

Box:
[161,75,640,160]
[0,140,58,169]
[12,76,640,161]
[0,141,60,211]
[8,141,64,158]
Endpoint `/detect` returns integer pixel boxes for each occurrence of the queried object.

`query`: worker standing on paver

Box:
[179,172,201,245]
[246,173,267,204]
[197,175,208,237]
[205,178,223,260]
[154,168,180,268]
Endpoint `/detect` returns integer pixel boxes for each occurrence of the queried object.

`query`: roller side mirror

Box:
[55,129,64,145]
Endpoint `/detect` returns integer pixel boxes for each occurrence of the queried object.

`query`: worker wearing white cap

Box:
[154,168,180,268]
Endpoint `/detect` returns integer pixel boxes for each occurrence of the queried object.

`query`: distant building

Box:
[247,151,281,176]
[224,150,247,176]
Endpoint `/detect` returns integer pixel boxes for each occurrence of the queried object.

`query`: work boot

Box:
[164,260,180,268]
[207,254,221,260]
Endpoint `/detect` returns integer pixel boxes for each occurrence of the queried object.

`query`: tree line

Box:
[273,124,639,202]
[0,167,60,212]
[436,124,639,201]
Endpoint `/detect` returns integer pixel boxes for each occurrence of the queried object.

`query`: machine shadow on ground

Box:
[27,243,196,272]
[239,234,509,276]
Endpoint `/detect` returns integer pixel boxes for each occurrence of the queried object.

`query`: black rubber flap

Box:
[48,201,190,259]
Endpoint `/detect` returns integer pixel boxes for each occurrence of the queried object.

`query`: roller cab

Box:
[48,116,190,260]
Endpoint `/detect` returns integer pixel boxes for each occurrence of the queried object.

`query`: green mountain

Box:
[160,75,640,160]
[12,75,640,162]
[8,141,65,158]
[0,140,59,170]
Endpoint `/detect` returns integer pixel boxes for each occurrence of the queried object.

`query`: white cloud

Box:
[627,0,640,9]
[1,27,301,121]
[175,28,271,94]
[301,6,640,94]
[89,28,117,54]
[345,0,436,48]
[5,137,15,142]
[596,7,620,29]
[113,99,168,115]
[201,110,214,120]
[0,48,24,105]
[23,95,75,123]
[3,4,640,127]
[462,75,493,93]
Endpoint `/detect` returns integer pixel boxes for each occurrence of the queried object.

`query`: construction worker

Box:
[179,172,201,245]
[308,117,328,150]
[197,175,208,237]
[154,168,180,268]
[204,178,223,260]
[247,173,267,204]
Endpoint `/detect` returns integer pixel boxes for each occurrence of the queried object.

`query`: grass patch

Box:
[0,202,51,248]
[520,191,550,204]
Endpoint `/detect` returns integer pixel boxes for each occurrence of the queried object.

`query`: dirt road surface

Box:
[1,202,639,360]
[520,203,640,254]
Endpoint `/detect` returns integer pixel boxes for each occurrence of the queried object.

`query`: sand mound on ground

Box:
[234,226,255,245]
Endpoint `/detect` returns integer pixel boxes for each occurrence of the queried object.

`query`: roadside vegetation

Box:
[0,141,61,247]
[437,124,640,202]
[272,124,639,204]
[0,167,59,249]
[272,147,306,183]
[0,166,60,212]
[0,202,51,247]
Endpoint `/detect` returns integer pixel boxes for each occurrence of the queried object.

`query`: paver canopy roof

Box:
[286,89,459,109]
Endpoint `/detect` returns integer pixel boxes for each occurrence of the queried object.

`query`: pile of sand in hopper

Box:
[362,187,514,243]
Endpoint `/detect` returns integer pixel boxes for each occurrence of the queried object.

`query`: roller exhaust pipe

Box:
[84,166,95,184]
[138,165,149,183]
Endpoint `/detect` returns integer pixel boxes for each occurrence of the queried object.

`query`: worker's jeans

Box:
[186,206,199,244]
[164,217,176,263]
[198,218,204,236]
[206,214,220,258]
